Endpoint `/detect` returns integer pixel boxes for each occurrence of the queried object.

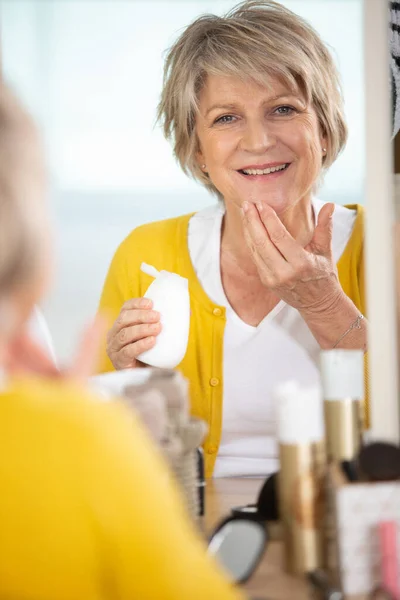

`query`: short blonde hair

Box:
[0,83,48,298]
[158,0,348,197]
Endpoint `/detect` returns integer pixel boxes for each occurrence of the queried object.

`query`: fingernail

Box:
[147,336,155,344]
[256,203,263,213]
[140,298,151,308]
[242,201,249,214]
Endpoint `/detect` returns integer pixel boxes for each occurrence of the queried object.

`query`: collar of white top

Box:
[191,198,356,265]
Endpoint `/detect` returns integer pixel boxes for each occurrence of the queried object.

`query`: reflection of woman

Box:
[99,1,367,478]
[0,85,242,600]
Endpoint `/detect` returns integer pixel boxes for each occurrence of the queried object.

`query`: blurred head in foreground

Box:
[0,84,52,361]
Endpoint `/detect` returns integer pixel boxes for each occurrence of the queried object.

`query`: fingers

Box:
[110,321,162,353]
[256,203,305,263]
[122,297,153,311]
[106,298,161,370]
[242,201,286,266]
[309,202,334,255]
[117,335,157,367]
[112,303,160,334]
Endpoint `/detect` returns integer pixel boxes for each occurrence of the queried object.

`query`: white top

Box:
[188,199,357,478]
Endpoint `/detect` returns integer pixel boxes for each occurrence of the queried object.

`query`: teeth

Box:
[242,164,287,175]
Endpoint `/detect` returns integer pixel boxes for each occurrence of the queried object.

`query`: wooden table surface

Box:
[203,478,310,600]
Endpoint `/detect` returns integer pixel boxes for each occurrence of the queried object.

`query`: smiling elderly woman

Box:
[98,0,367,478]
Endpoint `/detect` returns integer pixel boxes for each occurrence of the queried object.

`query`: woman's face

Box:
[195,74,327,216]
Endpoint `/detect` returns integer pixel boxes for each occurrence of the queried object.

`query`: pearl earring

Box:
[322,148,327,153]
[202,164,206,169]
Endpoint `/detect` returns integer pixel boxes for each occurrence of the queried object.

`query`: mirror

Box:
[208,517,268,584]
[5,0,394,473]
[0,0,365,366]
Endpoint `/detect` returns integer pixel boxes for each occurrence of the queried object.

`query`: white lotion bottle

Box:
[136,262,190,369]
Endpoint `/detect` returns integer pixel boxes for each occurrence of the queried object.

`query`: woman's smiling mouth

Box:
[238,162,290,178]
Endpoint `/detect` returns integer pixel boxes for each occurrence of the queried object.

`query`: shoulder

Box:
[107,213,204,291]
[108,213,194,276]
[344,203,364,224]
[0,377,175,512]
[102,213,195,290]
[0,377,160,473]
[313,198,364,260]
[343,204,364,248]
[119,213,194,254]
[314,199,364,247]
[337,204,364,277]
[1,377,129,434]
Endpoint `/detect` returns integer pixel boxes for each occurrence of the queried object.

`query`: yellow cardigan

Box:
[0,377,243,599]
[98,205,366,477]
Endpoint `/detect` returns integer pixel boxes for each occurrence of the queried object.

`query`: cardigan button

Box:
[208,445,217,455]
[213,307,222,317]
[210,377,220,387]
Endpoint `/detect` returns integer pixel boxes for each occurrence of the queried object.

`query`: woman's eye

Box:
[214,114,236,124]
[274,105,296,116]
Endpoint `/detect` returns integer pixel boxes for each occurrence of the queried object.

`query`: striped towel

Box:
[390,1,400,137]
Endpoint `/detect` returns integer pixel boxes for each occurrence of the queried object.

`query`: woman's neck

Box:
[221,196,315,276]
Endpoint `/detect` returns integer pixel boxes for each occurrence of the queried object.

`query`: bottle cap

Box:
[274,381,324,444]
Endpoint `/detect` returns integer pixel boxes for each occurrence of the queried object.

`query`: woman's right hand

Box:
[106,298,161,370]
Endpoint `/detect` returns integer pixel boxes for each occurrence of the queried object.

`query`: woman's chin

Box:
[227,186,303,215]
[247,195,294,215]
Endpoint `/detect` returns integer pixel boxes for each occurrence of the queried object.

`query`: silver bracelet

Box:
[333,314,364,349]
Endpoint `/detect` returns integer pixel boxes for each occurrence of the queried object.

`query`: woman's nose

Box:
[240,119,276,153]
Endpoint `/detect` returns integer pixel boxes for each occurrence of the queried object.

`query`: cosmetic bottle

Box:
[275,381,326,575]
[320,349,364,580]
[137,262,190,369]
[320,350,364,462]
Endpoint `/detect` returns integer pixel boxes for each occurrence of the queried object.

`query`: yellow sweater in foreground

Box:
[0,377,243,600]
[98,205,366,477]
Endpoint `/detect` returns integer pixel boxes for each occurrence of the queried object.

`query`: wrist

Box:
[299,286,348,323]
[299,290,367,350]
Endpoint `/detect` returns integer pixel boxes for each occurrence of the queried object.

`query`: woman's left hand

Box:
[241,201,344,315]
[4,316,106,383]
